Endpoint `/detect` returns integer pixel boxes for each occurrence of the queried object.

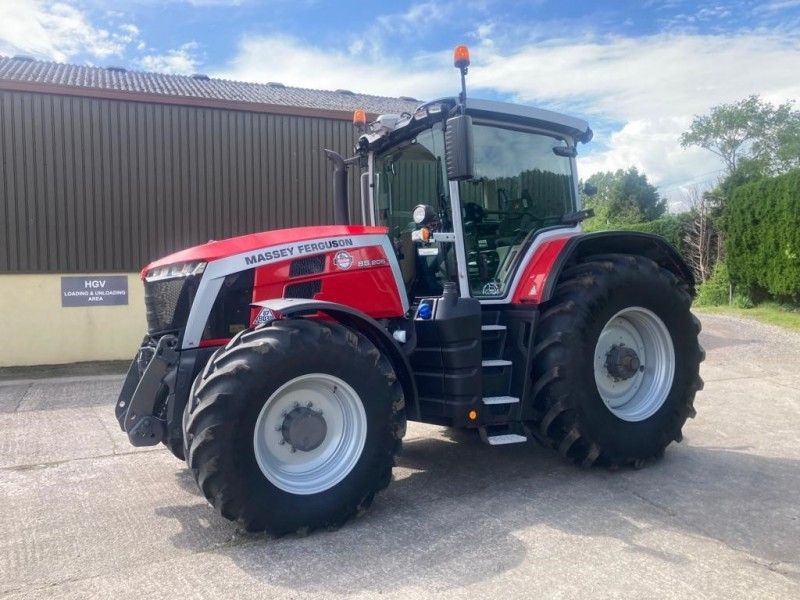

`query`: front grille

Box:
[285,280,322,299]
[144,276,200,334]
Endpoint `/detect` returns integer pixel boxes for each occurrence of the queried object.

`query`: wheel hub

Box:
[252,373,367,495]
[592,307,676,422]
[281,405,327,452]
[605,344,642,380]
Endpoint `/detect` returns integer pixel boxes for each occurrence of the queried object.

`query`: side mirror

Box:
[583,182,598,197]
[444,114,474,181]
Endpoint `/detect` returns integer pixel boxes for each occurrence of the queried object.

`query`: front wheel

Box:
[183,319,405,535]
[529,254,704,467]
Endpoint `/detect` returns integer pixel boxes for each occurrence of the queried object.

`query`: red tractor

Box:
[116,47,703,535]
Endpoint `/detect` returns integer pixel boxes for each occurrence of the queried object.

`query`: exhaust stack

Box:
[324,149,350,225]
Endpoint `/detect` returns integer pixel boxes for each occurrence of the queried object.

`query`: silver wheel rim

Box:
[253,373,367,495]
[593,307,675,422]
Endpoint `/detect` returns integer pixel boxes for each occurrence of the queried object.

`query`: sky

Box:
[1,1,800,210]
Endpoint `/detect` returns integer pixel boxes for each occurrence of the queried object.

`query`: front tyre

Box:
[529,254,704,467]
[183,319,405,535]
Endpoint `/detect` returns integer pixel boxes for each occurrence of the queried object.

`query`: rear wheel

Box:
[529,254,704,467]
[183,319,405,535]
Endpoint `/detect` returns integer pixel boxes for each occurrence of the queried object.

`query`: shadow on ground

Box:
[155,432,800,595]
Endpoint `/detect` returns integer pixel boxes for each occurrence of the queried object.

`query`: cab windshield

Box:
[373,123,452,297]
[373,123,448,237]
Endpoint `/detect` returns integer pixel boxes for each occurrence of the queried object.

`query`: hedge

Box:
[584,214,689,257]
[727,169,800,298]
[621,215,689,257]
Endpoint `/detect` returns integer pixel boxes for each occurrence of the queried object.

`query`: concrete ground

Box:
[1,313,798,599]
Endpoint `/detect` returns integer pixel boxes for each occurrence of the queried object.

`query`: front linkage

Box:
[115,334,180,446]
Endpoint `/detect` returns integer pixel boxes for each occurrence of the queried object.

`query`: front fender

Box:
[252,298,419,419]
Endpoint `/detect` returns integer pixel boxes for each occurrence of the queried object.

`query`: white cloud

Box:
[216,35,449,96]
[471,32,800,123]
[185,0,245,5]
[137,42,201,74]
[376,2,447,32]
[0,1,139,61]
[469,31,799,203]
[756,0,800,12]
[219,29,800,203]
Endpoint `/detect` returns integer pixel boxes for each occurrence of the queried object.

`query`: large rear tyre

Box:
[183,319,405,535]
[529,254,704,467]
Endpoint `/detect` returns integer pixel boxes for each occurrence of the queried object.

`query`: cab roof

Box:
[463,98,591,142]
[361,97,592,152]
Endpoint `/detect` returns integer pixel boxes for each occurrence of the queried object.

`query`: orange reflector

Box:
[420,227,431,242]
[468,409,478,421]
[353,108,367,126]
[453,45,470,68]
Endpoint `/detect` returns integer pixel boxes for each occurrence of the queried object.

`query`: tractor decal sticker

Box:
[244,238,354,266]
[297,238,354,254]
[244,247,296,265]
[333,251,353,270]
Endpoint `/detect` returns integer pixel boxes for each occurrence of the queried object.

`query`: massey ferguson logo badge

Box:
[333,250,353,270]
[244,238,354,266]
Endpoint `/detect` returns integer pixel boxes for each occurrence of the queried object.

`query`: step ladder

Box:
[479,424,528,445]
[478,319,527,446]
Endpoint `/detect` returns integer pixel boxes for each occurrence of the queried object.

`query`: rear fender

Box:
[251,298,419,419]
[542,231,695,301]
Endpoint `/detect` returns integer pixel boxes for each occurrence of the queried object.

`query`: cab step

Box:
[485,433,528,446]
[479,425,528,446]
[481,359,512,367]
[481,395,519,405]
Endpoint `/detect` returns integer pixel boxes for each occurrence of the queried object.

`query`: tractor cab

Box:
[364,98,591,302]
[351,46,593,305]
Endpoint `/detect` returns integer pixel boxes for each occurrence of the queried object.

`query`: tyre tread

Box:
[529,253,705,468]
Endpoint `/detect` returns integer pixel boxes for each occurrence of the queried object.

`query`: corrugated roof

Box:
[0,55,421,116]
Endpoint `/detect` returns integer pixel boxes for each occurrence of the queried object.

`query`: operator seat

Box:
[397,231,416,286]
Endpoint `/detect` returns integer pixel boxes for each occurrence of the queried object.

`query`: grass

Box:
[695,302,800,332]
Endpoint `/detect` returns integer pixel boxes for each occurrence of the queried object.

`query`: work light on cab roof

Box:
[115,44,704,537]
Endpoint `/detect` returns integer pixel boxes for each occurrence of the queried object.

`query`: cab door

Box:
[372,123,462,300]
[455,122,579,300]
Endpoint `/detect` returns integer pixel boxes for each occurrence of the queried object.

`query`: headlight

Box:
[413,204,435,225]
[145,261,207,282]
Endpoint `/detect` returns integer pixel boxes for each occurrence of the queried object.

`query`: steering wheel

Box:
[463,202,485,224]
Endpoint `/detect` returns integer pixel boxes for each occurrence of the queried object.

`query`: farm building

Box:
[0,55,418,366]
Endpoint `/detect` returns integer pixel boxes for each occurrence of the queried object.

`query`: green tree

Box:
[582,167,665,230]
[680,95,800,177]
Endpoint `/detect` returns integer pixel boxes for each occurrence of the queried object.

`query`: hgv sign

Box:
[61,276,128,307]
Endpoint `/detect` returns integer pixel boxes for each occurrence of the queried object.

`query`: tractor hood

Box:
[142,225,388,278]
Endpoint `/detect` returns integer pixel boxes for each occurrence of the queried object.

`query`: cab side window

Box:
[459,125,576,298]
